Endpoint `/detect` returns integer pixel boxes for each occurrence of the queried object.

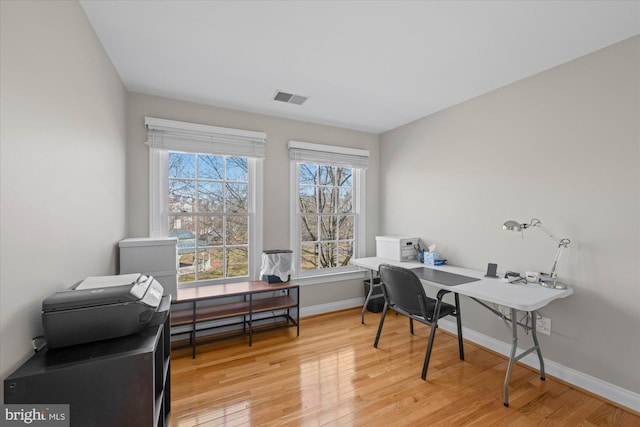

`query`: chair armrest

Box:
[436,289,452,300]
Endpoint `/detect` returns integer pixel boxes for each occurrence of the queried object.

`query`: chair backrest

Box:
[379,264,430,318]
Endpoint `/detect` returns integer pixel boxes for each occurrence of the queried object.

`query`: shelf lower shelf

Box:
[170,281,300,357]
[251,295,297,313]
[172,301,251,325]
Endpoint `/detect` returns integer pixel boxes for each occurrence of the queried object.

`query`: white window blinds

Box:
[145,117,266,158]
[288,140,369,169]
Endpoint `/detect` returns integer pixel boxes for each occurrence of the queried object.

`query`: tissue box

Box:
[423,252,445,266]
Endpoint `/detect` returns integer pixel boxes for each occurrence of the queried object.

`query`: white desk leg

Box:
[361,269,375,324]
[503,308,546,407]
[531,312,546,381]
[503,308,518,407]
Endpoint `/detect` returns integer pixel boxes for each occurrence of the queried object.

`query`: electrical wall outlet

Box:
[536,315,551,336]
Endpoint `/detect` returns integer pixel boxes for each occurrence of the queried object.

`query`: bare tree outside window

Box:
[169,152,250,283]
[299,163,354,271]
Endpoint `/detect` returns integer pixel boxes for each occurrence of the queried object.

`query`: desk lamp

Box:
[502,218,570,289]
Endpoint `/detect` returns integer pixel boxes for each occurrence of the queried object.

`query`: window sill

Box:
[293,270,366,286]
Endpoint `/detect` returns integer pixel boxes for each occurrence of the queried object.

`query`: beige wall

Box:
[0,1,127,400]
[380,36,640,394]
[125,93,380,308]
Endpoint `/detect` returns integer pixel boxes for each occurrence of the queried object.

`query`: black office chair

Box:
[374,263,464,380]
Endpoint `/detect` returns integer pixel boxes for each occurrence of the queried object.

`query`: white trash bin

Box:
[260,250,294,283]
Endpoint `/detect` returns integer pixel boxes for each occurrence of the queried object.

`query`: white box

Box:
[375,235,419,261]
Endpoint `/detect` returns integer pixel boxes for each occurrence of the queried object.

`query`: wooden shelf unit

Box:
[171,280,299,358]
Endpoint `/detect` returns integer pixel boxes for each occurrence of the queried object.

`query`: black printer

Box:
[42,273,165,349]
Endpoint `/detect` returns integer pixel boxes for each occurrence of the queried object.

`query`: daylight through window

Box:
[169,153,249,283]
[146,117,265,288]
[290,141,368,277]
[299,163,354,271]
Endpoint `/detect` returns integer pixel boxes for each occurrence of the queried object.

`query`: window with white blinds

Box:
[146,117,265,286]
[289,140,368,277]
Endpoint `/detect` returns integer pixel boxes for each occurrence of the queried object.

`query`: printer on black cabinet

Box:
[42,273,166,349]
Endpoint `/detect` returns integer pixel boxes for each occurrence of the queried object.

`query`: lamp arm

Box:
[549,244,564,281]
[529,219,571,247]
[527,219,571,282]
[504,218,571,285]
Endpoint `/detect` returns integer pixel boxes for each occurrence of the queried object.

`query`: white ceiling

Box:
[80,1,640,134]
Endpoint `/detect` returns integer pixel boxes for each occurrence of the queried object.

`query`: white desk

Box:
[351,256,574,407]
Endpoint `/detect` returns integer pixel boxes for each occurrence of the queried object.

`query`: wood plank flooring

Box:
[170,308,638,426]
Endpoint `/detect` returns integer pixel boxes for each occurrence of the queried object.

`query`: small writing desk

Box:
[351,256,574,407]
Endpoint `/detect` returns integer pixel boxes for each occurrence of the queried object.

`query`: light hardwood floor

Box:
[170,308,638,426]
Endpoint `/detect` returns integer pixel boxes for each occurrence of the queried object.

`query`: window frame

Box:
[289,141,367,279]
[147,118,264,288]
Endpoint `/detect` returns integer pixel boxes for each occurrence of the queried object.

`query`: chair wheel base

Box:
[503,402,509,407]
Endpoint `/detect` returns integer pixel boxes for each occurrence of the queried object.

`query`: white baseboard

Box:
[300,297,363,317]
[437,318,640,413]
[299,301,639,413]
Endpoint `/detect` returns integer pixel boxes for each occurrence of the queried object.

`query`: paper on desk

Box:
[75,273,141,289]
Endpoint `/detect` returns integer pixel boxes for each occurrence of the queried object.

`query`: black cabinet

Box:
[4,296,171,427]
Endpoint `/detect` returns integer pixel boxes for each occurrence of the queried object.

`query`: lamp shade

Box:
[503,220,522,231]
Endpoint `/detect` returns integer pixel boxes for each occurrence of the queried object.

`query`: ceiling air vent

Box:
[273,91,307,106]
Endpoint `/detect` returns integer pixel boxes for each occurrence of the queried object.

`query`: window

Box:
[289,141,368,277]
[298,164,354,271]
[168,153,249,283]
[146,118,265,287]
